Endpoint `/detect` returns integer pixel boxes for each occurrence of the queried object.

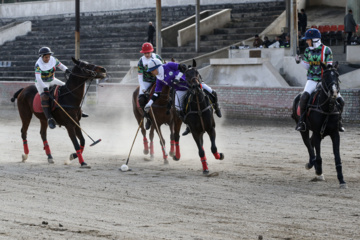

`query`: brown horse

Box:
[11,57,107,168]
[182,60,224,174]
[132,85,182,164]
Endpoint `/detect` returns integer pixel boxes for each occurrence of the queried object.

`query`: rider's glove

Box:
[44,87,49,92]
[295,55,301,64]
[144,99,154,113]
[173,72,183,84]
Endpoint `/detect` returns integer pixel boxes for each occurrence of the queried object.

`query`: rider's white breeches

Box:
[175,90,187,111]
[139,81,153,95]
[35,78,65,94]
[304,79,342,98]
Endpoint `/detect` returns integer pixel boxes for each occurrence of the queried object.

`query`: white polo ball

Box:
[121,164,129,171]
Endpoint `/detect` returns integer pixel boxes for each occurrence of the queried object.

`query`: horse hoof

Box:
[173,156,180,161]
[340,183,348,189]
[164,159,169,165]
[69,153,77,160]
[150,154,154,160]
[305,163,313,170]
[80,162,91,169]
[22,154,28,162]
[219,153,224,160]
[203,170,209,175]
[143,149,149,155]
[311,174,325,182]
[169,151,175,157]
[48,158,54,164]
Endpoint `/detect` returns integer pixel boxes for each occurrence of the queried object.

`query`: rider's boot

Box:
[337,96,345,132]
[182,125,191,136]
[205,89,222,118]
[81,111,89,118]
[41,90,56,129]
[138,94,151,130]
[296,92,310,132]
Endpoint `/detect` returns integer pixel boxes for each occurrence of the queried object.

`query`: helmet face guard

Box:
[140,42,154,53]
[39,47,53,57]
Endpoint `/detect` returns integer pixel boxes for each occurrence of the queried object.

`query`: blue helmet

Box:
[302,28,321,40]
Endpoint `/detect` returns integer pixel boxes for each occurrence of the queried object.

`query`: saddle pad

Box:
[33,86,60,113]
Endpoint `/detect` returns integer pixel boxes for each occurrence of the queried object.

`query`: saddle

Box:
[33,86,60,113]
[136,84,156,109]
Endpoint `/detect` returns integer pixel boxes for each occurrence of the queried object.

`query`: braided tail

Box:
[11,88,24,102]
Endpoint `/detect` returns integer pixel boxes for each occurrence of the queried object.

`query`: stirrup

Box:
[48,118,56,129]
[182,126,191,136]
[296,122,306,132]
[339,123,345,132]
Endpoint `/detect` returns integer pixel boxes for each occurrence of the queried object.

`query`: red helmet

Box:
[140,42,154,53]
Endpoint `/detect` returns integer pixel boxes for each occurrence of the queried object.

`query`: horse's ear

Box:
[72,57,79,65]
[333,61,339,69]
[192,59,196,68]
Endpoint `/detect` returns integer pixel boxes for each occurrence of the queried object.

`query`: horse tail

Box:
[10,88,24,102]
[291,93,301,121]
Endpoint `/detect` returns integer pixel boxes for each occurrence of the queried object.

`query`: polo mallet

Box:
[52,99,101,146]
[150,106,167,158]
[120,118,143,172]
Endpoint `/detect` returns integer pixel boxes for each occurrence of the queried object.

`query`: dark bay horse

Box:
[132,85,182,164]
[182,59,224,174]
[11,57,107,168]
[292,62,346,188]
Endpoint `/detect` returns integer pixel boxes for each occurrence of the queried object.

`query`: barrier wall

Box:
[2,82,360,123]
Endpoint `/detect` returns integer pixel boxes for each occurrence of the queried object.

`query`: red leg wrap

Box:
[143,137,149,152]
[23,140,29,154]
[175,141,181,159]
[43,141,51,155]
[150,141,154,155]
[80,145,85,154]
[76,150,84,164]
[170,140,175,154]
[201,156,208,170]
[213,152,220,159]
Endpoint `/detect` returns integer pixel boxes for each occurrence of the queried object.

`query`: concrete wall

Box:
[0,21,31,45]
[346,46,360,65]
[177,9,231,47]
[200,58,289,87]
[306,0,346,8]
[162,10,212,48]
[0,0,282,19]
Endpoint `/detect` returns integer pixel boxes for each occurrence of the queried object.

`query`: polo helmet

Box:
[302,28,321,40]
[147,58,162,72]
[140,42,154,53]
[38,47,53,57]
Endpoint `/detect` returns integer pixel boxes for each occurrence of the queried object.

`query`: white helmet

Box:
[147,58,162,72]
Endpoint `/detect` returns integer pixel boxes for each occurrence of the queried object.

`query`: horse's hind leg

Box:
[301,131,316,170]
[19,109,32,162]
[69,127,85,162]
[39,119,54,163]
[207,127,224,160]
[330,133,346,187]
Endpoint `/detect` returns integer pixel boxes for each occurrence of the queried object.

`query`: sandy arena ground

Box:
[0,105,360,240]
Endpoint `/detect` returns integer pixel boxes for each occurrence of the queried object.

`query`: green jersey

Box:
[303,44,333,81]
[137,53,164,83]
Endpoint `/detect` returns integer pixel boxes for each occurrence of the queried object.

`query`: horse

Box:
[132,85,182,164]
[11,57,107,168]
[292,62,346,188]
[182,59,224,174]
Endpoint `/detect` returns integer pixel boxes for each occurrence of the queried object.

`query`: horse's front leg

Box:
[207,127,224,160]
[39,119,54,163]
[172,117,182,161]
[169,120,175,158]
[149,125,155,159]
[69,126,86,161]
[193,132,208,174]
[330,132,347,187]
[312,133,323,178]
[66,125,90,168]
[300,130,316,170]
